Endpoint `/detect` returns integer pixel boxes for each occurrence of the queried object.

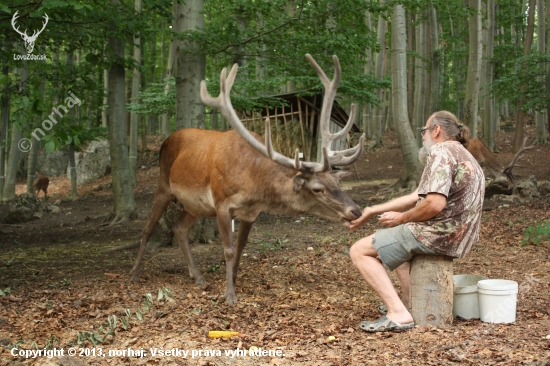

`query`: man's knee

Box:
[349,234,377,263]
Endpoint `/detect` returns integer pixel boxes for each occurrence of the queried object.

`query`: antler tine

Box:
[11,11,27,37]
[328,103,357,144]
[264,118,301,170]
[31,13,48,39]
[503,136,533,182]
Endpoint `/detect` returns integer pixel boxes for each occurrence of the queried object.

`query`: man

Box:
[349,111,485,332]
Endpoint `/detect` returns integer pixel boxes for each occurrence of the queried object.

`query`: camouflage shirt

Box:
[407,141,485,257]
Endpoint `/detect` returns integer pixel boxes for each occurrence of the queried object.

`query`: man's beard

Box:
[418,134,435,166]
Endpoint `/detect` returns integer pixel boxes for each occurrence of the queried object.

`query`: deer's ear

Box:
[330,170,353,181]
[293,174,308,192]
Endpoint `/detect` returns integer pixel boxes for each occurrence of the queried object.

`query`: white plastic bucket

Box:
[477,279,518,323]
[453,274,488,319]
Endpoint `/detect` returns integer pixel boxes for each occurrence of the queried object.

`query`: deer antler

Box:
[29,13,49,40]
[305,54,365,167]
[503,137,533,182]
[200,55,365,174]
[11,11,28,38]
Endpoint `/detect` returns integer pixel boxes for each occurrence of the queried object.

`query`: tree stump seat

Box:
[410,254,454,327]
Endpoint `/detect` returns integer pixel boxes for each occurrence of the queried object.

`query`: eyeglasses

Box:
[419,127,430,137]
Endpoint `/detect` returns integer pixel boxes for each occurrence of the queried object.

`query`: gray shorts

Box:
[372,224,439,271]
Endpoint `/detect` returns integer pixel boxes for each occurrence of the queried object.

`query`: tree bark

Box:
[391,4,423,190]
[106,0,137,225]
[535,0,549,144]
[368,2,387,150]
[407,10,415,124]
[2,64,27,202]
[482,0,496,150]
[464,0,482,138]
[161,4,177,138]
[129,0,142,184]
[513,0,536,152]
[428,5,439,115]
[546,0,550,135]
[26,80,44,195]
[362,10,373,137]
[413,12,427,147]
[175,0,206,130]
[0,66,8,200]
[410,255,454,327]
[102,69,108,128]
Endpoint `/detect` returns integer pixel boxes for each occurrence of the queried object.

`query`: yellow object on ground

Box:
[208,331,241,338]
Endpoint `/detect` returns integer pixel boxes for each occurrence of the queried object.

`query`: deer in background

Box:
[33,172,50,197]
[130,54,365,304]
[467,137,532,182]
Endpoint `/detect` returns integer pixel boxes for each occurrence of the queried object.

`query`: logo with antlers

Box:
[11,11,49,54]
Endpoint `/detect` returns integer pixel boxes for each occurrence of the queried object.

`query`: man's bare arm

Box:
[349,189,419,231]
[379,192,447,227]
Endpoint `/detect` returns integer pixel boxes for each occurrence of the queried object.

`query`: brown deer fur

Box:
[130,129,361,304]
[33,173,50,197]
[130,55,366,305]
[466,139,505,179]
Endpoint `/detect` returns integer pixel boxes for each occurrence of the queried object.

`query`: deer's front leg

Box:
[216,208,237,304]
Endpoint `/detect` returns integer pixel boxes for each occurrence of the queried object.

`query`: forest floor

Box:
[0,122,549,365]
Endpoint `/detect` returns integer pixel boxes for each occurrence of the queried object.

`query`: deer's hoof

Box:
[225,293,238,305]
[195,278,206,286]
[129,271,140,282]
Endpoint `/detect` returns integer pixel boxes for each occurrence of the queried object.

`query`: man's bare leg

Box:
[395,262,411,309]
[349,234,414,325]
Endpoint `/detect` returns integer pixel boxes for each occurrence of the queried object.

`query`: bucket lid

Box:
[454,274,489,294]
[477,279,518,291]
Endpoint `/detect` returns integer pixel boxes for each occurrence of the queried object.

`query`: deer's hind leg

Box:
[130,184,174,282]
[173,211,205,285]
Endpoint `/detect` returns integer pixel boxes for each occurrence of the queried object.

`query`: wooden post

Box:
[410,255,454,327]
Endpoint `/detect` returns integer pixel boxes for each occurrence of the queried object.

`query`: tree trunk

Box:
[368,2,386,150]
[175,0,206,130]
[391,4,423,190]
[2,65,27,202]
[0,66,8,200]
[161,5,177,138]
[513,0,536,152]
[482,0,496,150]
[129,0,142,184]
[102,69,108,128]
[68,142,78,199]
[362,10,373,137]
[413,12,427,147]
[148,30,158,134]
[407,10,415,124]
[464,0,482,138]
[428,5,440,115]
[535,0,549,144]
[410,255,454,327]
[547,0,550,135]
[27,77,46,195]
[106,2,137,225]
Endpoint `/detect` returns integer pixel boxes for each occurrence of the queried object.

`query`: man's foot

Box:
[359,315,415,332]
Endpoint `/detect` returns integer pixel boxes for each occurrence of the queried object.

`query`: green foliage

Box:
[0,287,11,297]
[522,221,550,245]
[491,52,550,113]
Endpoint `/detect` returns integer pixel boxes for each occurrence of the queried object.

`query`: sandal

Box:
[359,315,415,333]
[378,304,388,315]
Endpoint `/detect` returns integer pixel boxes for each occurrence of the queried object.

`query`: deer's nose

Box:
[348,206,362,220]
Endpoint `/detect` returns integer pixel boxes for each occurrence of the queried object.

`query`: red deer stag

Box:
[467,137,532,182]
[130,54,365,304]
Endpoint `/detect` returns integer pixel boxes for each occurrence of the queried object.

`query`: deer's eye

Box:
[312,188,324,194]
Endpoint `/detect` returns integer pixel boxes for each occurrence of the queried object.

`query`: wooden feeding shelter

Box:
[234,90,360,164]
